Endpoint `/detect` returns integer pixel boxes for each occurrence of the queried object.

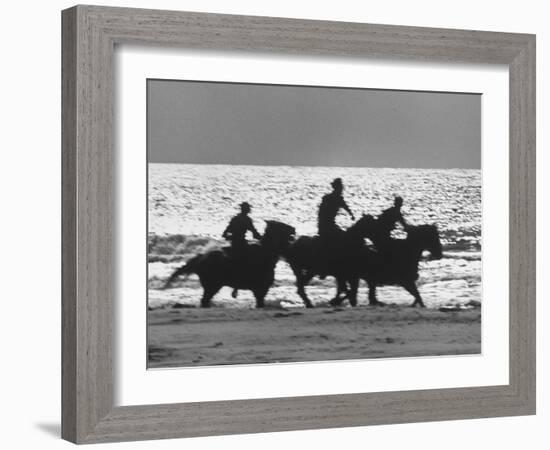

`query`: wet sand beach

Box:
[148,305,481,368]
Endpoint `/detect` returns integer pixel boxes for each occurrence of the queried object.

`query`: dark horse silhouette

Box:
[284,214,377,308]
[163,220,295,308]
[330,223,443,307]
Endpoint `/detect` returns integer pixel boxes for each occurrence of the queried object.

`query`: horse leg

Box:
[403,281,425,307]
[347,277,359,307]
[367,280,383,306]
[295,271,314,308]
[329,277,348,306]
[253,287,269,308]
[200,282,221,308]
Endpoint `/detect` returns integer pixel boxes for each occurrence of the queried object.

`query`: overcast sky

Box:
[147,79,480,169]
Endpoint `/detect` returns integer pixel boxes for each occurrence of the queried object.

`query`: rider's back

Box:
[377,206,403,232]
[318,192,344,221]
[226,213,254,241]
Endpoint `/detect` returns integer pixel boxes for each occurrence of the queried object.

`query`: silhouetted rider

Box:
[317,178,354,278]
[376,196,408,246]
[317,178,355,239]
[222,202,261,254]
[222,202,261,299]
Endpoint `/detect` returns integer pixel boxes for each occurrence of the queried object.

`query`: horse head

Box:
[262,220,296,251]
[407,224,443,260]
[349,213,378,240]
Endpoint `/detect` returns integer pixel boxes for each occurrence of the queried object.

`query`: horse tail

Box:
[163,255,202,289]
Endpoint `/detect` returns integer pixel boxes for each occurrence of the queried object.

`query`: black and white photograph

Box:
[147,79,482,368]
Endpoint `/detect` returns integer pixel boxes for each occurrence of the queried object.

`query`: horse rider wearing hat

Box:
[222,201,262,255]
[317,177,355,239]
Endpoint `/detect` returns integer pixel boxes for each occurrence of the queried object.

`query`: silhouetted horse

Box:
[284,214,377,308]
[164,220,296,308]
[330,224,443,307]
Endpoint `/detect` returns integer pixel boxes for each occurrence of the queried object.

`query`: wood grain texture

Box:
[61,5,536,444]
[61,7,77,443]
[62,5,114,442]
[508,37,536,409]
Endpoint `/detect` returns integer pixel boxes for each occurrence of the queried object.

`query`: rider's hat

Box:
[240,201,251,211]
[331,178,343,189]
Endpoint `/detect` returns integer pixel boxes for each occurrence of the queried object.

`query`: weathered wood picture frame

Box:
[61,5,536,444]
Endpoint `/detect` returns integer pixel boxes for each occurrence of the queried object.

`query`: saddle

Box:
[223,243,261,272]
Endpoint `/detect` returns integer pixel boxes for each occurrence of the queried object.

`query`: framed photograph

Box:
[62,5,536,444]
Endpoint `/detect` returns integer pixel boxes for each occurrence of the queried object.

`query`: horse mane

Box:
[406,223,438,236]
[263,220,295,234]
[261,220,296,247]
[264,219,286,229]
[346,214,376,234]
